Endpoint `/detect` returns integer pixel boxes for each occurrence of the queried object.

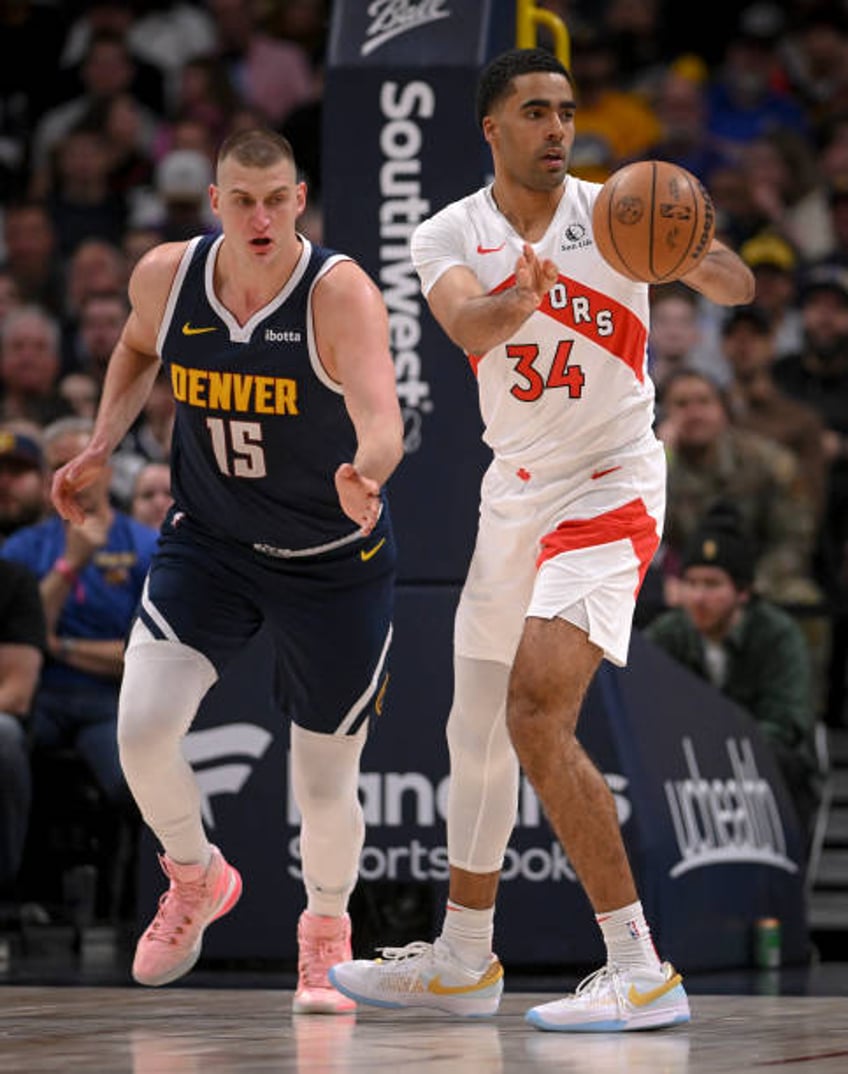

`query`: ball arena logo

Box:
[361,0,452,57]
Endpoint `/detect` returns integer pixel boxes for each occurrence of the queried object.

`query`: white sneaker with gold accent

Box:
[329,938,504,1017]
[526,962,690,1032]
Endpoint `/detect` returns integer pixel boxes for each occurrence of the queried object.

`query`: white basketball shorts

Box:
[454,438,666,668]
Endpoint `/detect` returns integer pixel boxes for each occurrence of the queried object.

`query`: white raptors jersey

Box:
[411,178,656,472]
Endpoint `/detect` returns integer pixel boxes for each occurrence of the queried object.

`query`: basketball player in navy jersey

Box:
[51,128,404,1012]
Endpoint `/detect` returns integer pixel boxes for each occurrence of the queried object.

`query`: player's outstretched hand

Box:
[335,462,381,536]
[52,448,110,525]
[514,243,558,309]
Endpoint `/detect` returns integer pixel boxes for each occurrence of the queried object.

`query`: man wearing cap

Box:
[774,263,848,727]
[644,502,822,843]
[0,428,48,542]
[738,231,803,358]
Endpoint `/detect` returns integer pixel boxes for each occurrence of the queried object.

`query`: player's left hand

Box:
[335,462,381,536]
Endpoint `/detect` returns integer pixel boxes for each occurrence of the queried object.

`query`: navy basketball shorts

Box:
[136,510,396,736]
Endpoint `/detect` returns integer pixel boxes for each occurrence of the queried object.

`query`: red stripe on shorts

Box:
[536,497,660,595]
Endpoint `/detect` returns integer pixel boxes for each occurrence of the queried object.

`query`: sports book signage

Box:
[137,595,808,971]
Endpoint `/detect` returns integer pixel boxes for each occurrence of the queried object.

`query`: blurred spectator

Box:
[722,306,828,520]
[61,239,129,372]
[1,202,65,318]
[130,461,172,531]
[648,283,725,394]
[658,368,821,607]
[94,92,157,198]
[68,290,130,386]
[0,427,48,542]
[270,0,329,66]
[58,373,100,422]
[740,130,832,262]
[45,125,129,258]
[0,306,72,426]
[816,111,848,192]
[0,269,22,329]
[0,0,70,200]
[775,265,848,474]
[604,0,670,92]
[705,7,808,159]
[0,558,46,913]
[0,417,158,812]
[56,2,167,116]
[568,25,662,182]
[818,179,848,265]
[58,1,217,114]
[738,231,804,357]
[784,2,848,125]
[773,263,848,726]
[644,501,822,840]
[646,60,729,183]
[121,224,161,271]
[139,148,217,242]
[29,31,161,201]
[153,55,241,161]
[207,0,317,128]
[648,284,703,393]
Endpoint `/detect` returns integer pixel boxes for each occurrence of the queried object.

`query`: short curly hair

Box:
[476,48,573,127]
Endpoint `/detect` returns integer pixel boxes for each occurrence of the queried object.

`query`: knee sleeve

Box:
[446,656,519,873]
[117,620,218,861]
[290,722,366,915]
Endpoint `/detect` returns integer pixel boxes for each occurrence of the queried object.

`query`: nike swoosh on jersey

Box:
[182,322,218,336]
[591,466,622,480]
[360,537,386,561]
[477,242,506,254]
[427,961,504,995]
[626,972,682,1008]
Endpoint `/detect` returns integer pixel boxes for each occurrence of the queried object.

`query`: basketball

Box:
[592,160,715,283]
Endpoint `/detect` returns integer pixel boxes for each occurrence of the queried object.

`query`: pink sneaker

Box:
[132,845,242,987]
[293,911,357,1014]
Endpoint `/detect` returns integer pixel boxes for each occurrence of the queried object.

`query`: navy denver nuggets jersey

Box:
[158,233,364,550]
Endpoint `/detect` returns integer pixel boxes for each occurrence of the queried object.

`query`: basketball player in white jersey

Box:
[331,48,754,1031]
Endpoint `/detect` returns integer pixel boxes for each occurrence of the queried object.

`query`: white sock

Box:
[596,900,662,973]
[440,900,494,973]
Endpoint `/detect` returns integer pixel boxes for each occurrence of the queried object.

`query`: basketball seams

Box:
[656,162,698,283]
[605,171,631,278]
[652,161,665,281]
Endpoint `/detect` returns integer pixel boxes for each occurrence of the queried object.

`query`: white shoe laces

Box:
[573,964,627,1005]
[375,940,434,962]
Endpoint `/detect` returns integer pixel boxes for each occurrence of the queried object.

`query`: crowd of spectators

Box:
[1,0,846,921]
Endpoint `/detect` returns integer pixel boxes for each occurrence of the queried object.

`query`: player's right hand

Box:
[514,243,558,308]
[52,450,109,525]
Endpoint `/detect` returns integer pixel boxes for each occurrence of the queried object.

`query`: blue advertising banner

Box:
[137,594,808,972]
[322,2,494,582]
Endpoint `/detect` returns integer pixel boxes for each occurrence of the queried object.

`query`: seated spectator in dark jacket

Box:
[0,559,46,914]
[644,503,822,841]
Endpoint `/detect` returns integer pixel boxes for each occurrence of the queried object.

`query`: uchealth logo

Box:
[286,752,632,884]
[361,0,452,57]
[664,736,798,877]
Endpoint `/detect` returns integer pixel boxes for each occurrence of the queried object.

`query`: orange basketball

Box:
[592,160,715,283]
